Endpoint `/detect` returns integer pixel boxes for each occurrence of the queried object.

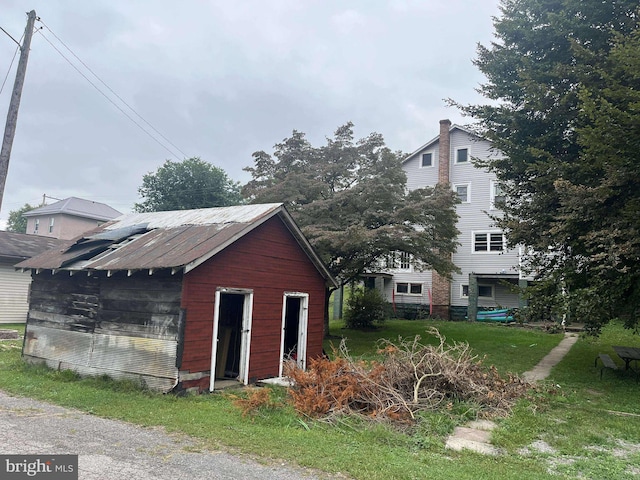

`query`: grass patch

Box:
[0,319,639,479]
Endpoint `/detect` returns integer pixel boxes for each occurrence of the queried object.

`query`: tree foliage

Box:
[457,0,640,332]
[243,123,459,287]
[134,157,242,212]
[6,203,36,233]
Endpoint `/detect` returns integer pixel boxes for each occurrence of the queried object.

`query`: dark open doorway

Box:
[283,296,301,360]
[216,293,244,379]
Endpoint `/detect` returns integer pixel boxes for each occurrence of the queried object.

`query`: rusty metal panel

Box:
[16,204,284,272]
[23,325,92,367]
[89,332,178,378]
[84,224,247,271]
[23,324,179,392]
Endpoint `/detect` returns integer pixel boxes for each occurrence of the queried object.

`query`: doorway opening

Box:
[279,292,309,377]
[210,289,253,391]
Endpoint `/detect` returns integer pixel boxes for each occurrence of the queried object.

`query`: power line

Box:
[37,19,190,160]
[0,41,20,96]
[34,28,183,161]
[0,25,21,46]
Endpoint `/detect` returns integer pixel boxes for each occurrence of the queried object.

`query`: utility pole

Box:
[0,10,37,213]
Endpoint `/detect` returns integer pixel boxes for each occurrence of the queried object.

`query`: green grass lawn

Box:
[1,320,639,479]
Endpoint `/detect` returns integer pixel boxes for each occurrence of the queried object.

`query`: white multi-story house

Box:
[373,120,525,320]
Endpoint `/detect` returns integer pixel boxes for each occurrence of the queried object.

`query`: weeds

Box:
[229,387,282,418]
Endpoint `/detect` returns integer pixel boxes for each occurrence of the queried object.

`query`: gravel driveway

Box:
[0,390,337,480]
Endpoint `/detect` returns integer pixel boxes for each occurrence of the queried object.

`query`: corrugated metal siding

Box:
[0,265,32,323]
[23,326,177,391]
[23,270,182,392]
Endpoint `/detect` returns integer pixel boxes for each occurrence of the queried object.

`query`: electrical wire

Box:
[37,19,190,160]
[0,30,24,96]
[0,25,21,46]
[0,42,20,96]
[35,28,183,161]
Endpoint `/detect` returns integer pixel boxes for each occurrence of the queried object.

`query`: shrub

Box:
[344,287,386,329]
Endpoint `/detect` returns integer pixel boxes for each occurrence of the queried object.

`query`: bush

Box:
[344,287,386,330]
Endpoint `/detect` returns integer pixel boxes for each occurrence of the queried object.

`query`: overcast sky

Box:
[0,1,500,226]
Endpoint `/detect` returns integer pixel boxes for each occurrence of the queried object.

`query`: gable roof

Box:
[401,124,480,164]
[22,197,122,221]
[16,204,337,287]
[0,231,65,263]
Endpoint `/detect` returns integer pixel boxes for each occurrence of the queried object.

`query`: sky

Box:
[0,0,501,227]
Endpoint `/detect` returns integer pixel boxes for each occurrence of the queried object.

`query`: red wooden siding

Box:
[179,216,327,389]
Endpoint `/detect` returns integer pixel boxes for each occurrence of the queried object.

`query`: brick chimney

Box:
[438,119,451,184]
[431,119,452,319]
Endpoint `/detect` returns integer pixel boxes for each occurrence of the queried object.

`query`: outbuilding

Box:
[17,204,336,392]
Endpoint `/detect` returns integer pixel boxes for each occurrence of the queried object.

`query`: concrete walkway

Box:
[445,332,579,455]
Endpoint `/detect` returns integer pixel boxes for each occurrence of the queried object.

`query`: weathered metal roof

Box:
[0,231,66,262]
[15,204,337,286]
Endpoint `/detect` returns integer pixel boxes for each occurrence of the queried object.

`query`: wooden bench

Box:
[595,354,618,379]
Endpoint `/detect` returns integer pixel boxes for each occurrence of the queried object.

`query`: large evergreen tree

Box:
[457,0,640,332]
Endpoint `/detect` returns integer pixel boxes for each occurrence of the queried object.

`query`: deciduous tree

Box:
[6,203,35,233]
[243,123,459,331]
[134,157,242,212]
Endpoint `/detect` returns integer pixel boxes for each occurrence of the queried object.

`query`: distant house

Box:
[17,204,337,393]
[372,120,525,320]
[0,232,64,323]
[23,197,122,240]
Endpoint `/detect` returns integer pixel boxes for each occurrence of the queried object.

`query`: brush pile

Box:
[285,327,532,423]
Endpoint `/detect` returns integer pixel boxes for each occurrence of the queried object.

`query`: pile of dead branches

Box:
[285,327,532,423]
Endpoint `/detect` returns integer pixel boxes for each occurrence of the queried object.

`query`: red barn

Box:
[16,204,336,393]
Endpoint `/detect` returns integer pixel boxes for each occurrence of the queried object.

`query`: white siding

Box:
[0,264,31,323]
[404,147,439,191]
[398,126,521,310]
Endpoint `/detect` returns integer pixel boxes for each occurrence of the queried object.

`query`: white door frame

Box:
[209,288,254,392]
[278,292,309,377]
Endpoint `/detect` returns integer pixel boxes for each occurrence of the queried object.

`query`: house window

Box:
[461,284,494,298]
[473,231,504,252]
[34,219,39,233]
[49,217,55,233]
[385,252,397,269]
[454,183,470,203]
[399,252,411,270]
[396,282,423,295]
[455,147,469,164]
[385,251,411,270]
[490,180,506,210]
[421,152,433,167]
